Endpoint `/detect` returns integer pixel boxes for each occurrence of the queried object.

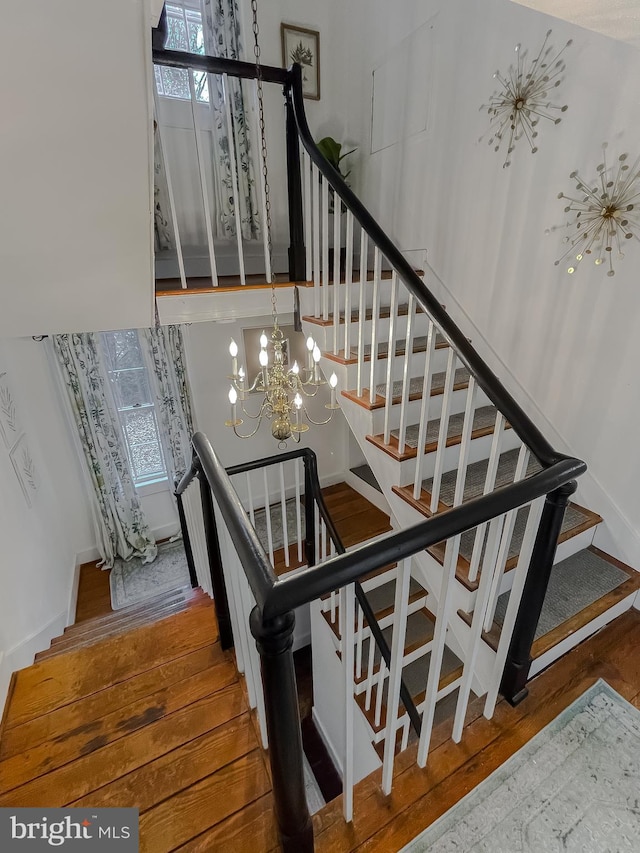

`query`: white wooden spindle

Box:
[330,589,337,624]
[344,211,354,357]
[312,163,320,316]
[364,635,376,710]
[382,272,399,446]
[341,582,356,822]
[152,90,187,289]
[483,445,530,632]
[382,557,411,794]
[397,293,416,454]
[374,659,387,728]
[484,495,545,718]
[321,519,327,562]
[238,568,268,747]
[355,605,365,679]
[452,513,505,742]
[262,468,274,565]
[315,504,320,562]
[368,248,382,400]
[412,321,437,499]
[356,231,368,397]
[279,462,290,569]
[252,81,271,282]
[322,178,329,321]
[468,411,505,583]
[187,70,218,287]
[303,148,312,281]
[417,533,462,767]
[333,189,341,355]
[222,74,246,285]
[430,347,458,513]
[452,376,478,507]
[294,459,303,563]
[401,718,410,752]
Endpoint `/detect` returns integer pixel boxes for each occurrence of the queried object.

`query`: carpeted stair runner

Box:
[392,404,498,449]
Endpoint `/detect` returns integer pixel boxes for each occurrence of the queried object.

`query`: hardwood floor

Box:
[1,478,638,852]
[313,608,640,852]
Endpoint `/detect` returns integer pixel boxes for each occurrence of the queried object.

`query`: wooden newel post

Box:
[250,607,314,852]
[501,480,578,705]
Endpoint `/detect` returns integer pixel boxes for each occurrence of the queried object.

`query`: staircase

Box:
[301,269,640,777]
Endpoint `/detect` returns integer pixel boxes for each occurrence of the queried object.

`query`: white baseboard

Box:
[0,610,67,717]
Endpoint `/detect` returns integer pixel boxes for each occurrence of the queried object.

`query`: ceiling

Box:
[511,0,640,48]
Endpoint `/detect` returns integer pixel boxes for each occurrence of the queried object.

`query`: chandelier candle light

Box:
[226,329,339,443]
[480,29,571,168]
[554,147,640,277]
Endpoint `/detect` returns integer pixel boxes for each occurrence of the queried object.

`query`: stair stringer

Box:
[310,599,382,784]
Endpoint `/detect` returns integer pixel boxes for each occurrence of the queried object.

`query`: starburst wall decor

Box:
[480,30,572,168]
[554,146,640,277]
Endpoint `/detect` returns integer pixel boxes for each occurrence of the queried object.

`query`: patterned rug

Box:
[109,539,190,610]
[401,680,640,852]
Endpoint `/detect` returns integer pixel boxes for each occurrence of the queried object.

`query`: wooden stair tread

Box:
[302,301,426,328]
[342,366,470,411]
[367,405,509,461]
[324,332,448,367]
[322,584,428,640]
[458,545,640,655]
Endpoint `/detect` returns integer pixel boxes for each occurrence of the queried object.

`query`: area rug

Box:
[109,539,190,610]
[252,497,305,553]
[401,680,640,852]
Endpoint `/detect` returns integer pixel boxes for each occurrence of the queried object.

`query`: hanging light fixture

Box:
[226,327,339,443]
[225,0,338,444]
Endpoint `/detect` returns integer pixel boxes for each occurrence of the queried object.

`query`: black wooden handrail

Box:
[152,46,289,85]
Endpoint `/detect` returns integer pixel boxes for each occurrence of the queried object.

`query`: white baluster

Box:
[246,471,256,526]
[187,70,218,287]
[412,321,437,499]
[222,74,246,285]
[303,147,312,281]
[333,189,341,354]
[368,248,382,401]
[356,230,368,397]
[312,163,320,316]
[382,272,399,445]
[397,293,416,454]
[417,533,462,767]
[382,557,411,794]
[279,462,290,569]
[374,658,387,728]
[355,604,365,679]
[341,582,356,822]
[262,467,274,566]
[468,411,505,583]
[430,347,458,513]
[452,513,505,742]
[484,495,545,718]
[344,211,354,357]
[152,89,187,290]
[364,633,377,710]
[322,178,329,321]
[237,567,268,747]
[452,376,478,507]
[294,458,303,564]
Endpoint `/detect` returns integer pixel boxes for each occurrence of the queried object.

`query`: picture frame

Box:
[281,23,320,100]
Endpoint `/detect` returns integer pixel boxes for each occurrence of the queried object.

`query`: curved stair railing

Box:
[156,31,587,853]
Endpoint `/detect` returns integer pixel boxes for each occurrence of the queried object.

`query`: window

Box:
[154,2,209,103]
[101,330,167,487]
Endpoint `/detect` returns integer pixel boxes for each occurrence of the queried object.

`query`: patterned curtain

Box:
[141,325,195,483]
[203,0,260,240]
[52,334,157,568]
[153,120,174,252]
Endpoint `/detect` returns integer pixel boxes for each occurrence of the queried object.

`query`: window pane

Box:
[130,441,166,481]
[121,409,166,482]
[103,330,143,371]
[111,368,153,410]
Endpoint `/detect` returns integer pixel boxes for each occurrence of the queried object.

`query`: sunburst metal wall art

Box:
[480,30,572,168]
[554,146,640,277]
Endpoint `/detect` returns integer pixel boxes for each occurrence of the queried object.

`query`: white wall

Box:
[0,0,155,337]
[0,338,95,708]
[324,0,640,566]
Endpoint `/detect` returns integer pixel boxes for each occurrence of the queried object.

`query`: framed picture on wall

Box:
[281,24,320,100]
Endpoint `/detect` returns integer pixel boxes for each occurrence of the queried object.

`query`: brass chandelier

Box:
[226,328,338,443]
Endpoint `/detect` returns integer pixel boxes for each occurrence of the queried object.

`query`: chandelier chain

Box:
[251,0,277,326]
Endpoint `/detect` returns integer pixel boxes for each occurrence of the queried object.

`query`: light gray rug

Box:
[401,680,640,852]
[109,540,190,610]
[252,497,305,554]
